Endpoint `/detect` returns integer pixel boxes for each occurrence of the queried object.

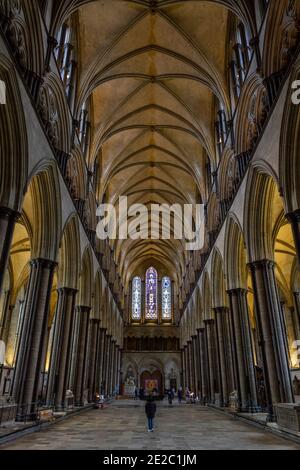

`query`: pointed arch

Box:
[235,73,269,155]
[93,270,102,320]
[244,164,280,262]
[58,213,80,290]
[262,0,300,77]
[78,245,93,307]
[202,271,212,321]
[0,55,28,211]
[224,214,247,290]
[279,58,300,213]
[211,248,227,308]
[29,160,62,262]
[37,72,71,153]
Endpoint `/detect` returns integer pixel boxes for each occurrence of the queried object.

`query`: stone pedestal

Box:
[124,384,136,397]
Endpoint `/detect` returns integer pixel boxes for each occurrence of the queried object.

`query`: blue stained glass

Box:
[132,276,141,320]
[145,267,158,320]
[162,276,172,320]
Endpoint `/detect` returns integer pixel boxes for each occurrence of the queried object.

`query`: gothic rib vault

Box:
[1,0,300,442]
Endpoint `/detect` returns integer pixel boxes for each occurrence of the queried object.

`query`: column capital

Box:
[227,288,247,297]
[197,327,205,333]
[213,306,229,315]
[249,35,260,48]
[0,206,21,220]
[30,258,58,270]
[57,287,78,295]
[47,35,58,48]
[286,209,300,224]
[247,259,275,271]
[76,305,91,314]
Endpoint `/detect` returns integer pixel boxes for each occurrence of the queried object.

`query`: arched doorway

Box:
[140,370,163,396]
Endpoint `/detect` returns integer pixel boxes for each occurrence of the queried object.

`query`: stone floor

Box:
[1,400,300,450]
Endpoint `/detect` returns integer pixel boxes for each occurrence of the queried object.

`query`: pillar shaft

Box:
[214,308,229,406]
[293,292,300,342]
[88,319,100,402]
[198,328,208,402]
[114,346,120,395]
[109,340,116,395]
[102,333,108,395]
[192,335,199,395]
[228,289,258,411]
[74,306,90,406]
[0,207,20,294]
[13,258,56,410]
[204,319,216,403]
[249,260,294,418]
[184,345,189,391]
[188,340,195,392]
[0,290,12,344]
[98,328,106,394]
[45,288,77,409]
[287,210,300,266]
[180,349,185,391]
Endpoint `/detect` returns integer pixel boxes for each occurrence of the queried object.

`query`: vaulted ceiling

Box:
[57,1,251,290]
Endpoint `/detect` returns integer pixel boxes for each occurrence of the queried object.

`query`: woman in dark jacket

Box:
[145,396,157,432]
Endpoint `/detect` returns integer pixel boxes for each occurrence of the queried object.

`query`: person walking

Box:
[167,389,174,405]
[178,387,183,404]
[145,395,157,432]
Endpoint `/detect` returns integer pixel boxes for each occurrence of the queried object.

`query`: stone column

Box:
[115,344,120,394]
[183,345,188,391]
[192,335,199,395]
[228,289,258,411]
[104,335,112,396]
[180,349,185,390]
[98,328,106,394]
[38,325,51,401]
[188,340,195,392]
[195,333,202,395]
[13,259,56,413]
[101,333,108,395]
[293,292,300,341]
[88,319,100,402]
[0,207,20,294]
[46,288,77,409]
[108,337,114,396]
[249,260,294,418]
[0,290,12,343]
[186,341,191,390]
[198,328,208,403]
[93,325,102,395]
[281,302,297,362]
[286,210,300,266]
[114,345,120,394]
[109,340,116,395]
[214,308,229,406]
[204,319,216,403]
[74,306,90,406]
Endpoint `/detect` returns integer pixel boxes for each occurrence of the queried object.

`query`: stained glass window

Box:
[132,276,141,320]
[145,267,158,320]
[162,276,172,320]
